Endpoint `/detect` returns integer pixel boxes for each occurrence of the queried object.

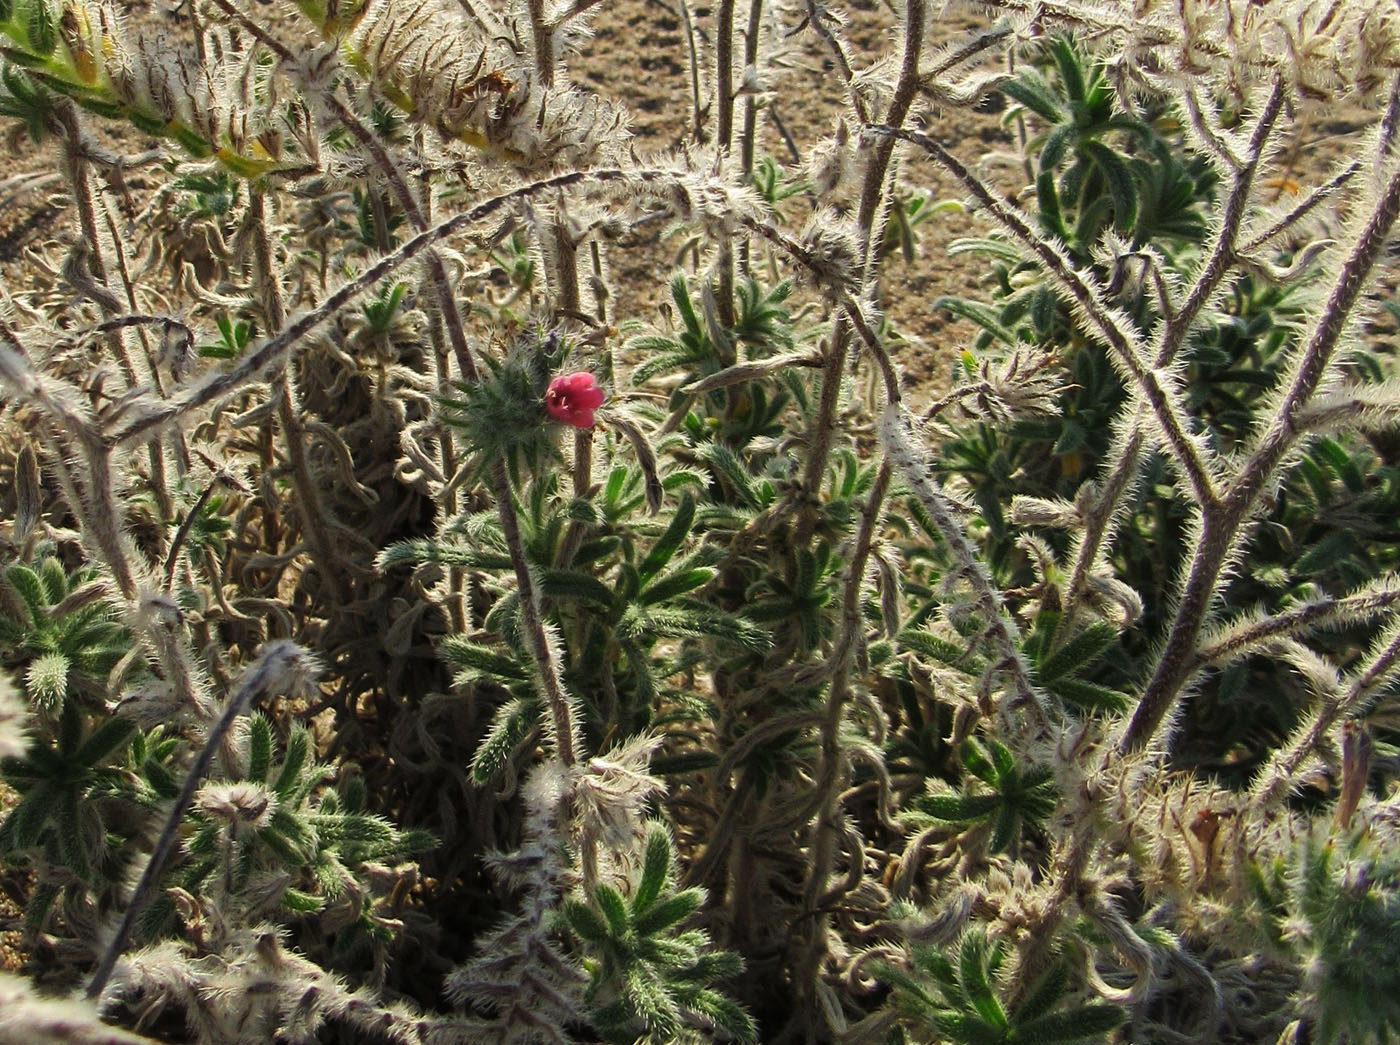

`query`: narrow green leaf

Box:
[960,741,997,785]
[1037,169,1069,241]
[57,786,90,880]
[595,882,631,936]
[1049,37,1086,108]
[1001,68,1066,123]
[272,726,310,799]
[641,567,714,606]
[247,715,272,783]
[957,933,1007,1031]
[1010,959,1070,1025]
[931,296,1020,347]
[562,898,610,944]
[1038,622,1118,681]
[1049,677,1131,712]
[471,697,541,785]
[640,492,696,582]
[1015,1003,1127,1041]
[73,715,134,765]
[633,888,703,936]
[1081,140,1138,233]
[539,568,615,608]
[282,888,324,912]
[439,637,530,680]
[5,565,47,624]
[915,791,1003,822]
[376,540,512,571]
[633,824,672,914]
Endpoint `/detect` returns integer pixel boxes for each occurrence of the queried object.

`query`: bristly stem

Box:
[56,102,175,535]
[300,53,580,765]
[855,0,924,275]
[86,642,317,1001]
[491,461,579,768]
[883,407,1049,731]
[791,460,891,1036]
[1159,81,1286,367]
[1060,83,1285,636]
[1124,154,1400,753]
[528,0,556,86]
[247,190,352,605]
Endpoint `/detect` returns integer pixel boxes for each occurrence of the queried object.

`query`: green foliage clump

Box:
[562,823,756,1043]
[875,928,1125,1045]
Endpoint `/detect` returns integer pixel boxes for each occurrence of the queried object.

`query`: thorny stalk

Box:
[1125,136,1400,753]
[84,642,317,1001]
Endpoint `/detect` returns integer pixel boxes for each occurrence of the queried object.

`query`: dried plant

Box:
[1,0,1399,1042]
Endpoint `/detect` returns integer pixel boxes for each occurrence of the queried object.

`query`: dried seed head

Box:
[195,781,277,828]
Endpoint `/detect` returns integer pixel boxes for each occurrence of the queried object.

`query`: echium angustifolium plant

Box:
[2,0,1400,1041]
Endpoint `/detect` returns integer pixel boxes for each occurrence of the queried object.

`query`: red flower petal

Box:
[545,372,605,428]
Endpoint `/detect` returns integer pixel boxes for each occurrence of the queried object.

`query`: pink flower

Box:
[545,372,606,429]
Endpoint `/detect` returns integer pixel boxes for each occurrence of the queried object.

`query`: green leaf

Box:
[633,824,672,914]
[56,786,90,880]
[1015,1003,1127,1041]
[688,989,757,1042]
[627,963,682,1039]
[633,888,703,936]
[931,296,1020,347]
[1080,140,1138,234]
[272,726,310,799]
[899,630,985,675]
[24,0,57,57]
[595,882,631,937]
[539,569,616,608]
[640,567,714,606]
[247,714,273,783]
[376,540,512,571]
[960,741,998,785]
[1037,169,1069,241]
[1040,121,1077,173]
[915,792,1002,822]
[36,558,66,605]
[1010,959,1070,1025]
[73,715,135,765]
[1001,67,1066,123]
[987,739,1015,780]
[958,931,1007,1028]
[439,637,530,681]
[282,888,324,912]
[1049,37,1086,108]
[990,805,1021,854]
[1038,622,1118,681]
[1049,677,1131,712]
[670,273,701,336]
[144,758,179,800]
[562,898,610,944]
[5,564,47,624]
[640,493,696,582]
[471,697,540,785]
[0,784,53,849]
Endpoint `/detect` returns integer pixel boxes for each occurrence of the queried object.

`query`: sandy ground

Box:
[0,0,1015,399]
